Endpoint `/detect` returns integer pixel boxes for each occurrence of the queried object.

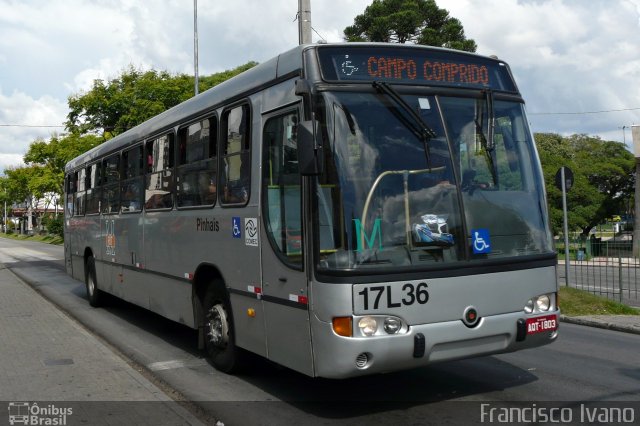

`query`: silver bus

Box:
[64,43,559,379]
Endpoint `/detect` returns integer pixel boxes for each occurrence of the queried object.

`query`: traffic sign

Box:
[555,167,573,191]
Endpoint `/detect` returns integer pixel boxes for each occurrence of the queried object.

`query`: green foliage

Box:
[344,0,477,52]
[535,133,635,236]
[23,133,103,196]
[65,62,258,136]
[3,166,36,206]
[42,215,64,237]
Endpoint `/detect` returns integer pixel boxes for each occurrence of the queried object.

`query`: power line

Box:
[529,107,640,116]
[0,124,64,128]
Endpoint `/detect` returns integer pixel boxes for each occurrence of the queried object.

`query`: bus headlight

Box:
[383,317,402,334]
[536,295,551,312]
[524,293,556,314]
[524,299,534,314]
[354,315,407,337]
[358,317,378,336]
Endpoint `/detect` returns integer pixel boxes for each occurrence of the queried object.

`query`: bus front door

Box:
[260,109,313,376]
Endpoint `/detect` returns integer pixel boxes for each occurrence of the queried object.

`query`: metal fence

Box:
[557,237,640,307]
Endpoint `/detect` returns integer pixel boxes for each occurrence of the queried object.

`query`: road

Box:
[1,238,639,425]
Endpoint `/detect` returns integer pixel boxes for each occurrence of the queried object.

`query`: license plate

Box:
[526,314,558,335]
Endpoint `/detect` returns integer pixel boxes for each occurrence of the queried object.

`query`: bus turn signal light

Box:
[333,317,353,337]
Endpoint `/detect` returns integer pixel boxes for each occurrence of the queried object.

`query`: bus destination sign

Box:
[318,46,517,92]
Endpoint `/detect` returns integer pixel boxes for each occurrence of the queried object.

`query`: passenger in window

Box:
[124,183,141,211]
[223,158,248,204]
[202,173,216,204]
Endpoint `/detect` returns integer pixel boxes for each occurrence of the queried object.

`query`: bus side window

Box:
[145,134,174,210]
[262,111,302,265]
[177,117,217,207]
[86,162,101,215]
[121,146,143,212]
[65,174,75,217]
[102,154,121,214]
[74,168,87,216]
[220,104,250,206]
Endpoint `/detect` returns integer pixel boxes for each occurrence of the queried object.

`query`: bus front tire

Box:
[203,284,242,373]
[85,257,102,307]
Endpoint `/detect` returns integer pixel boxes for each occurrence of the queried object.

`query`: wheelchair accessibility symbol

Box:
[472,229,491,254]
[232,217,241,238]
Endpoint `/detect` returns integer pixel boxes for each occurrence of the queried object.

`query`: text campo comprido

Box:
[367,56,490,85]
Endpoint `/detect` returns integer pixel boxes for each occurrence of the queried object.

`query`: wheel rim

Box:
[87,275,95,296]
[206,304,229,349]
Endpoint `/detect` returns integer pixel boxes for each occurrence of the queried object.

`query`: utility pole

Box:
[632,126,640,256]
[194,0,199,96]
[298,0,312,45]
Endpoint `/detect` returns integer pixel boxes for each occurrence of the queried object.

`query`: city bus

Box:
[64,43,559,379]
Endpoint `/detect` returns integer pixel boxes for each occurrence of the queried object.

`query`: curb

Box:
[560,315,640,336]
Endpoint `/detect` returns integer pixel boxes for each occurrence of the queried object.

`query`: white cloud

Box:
[1,0,639,175]
[445,0,640,139]
[0,88,67,171]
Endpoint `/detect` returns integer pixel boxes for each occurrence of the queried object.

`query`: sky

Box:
[1,0,640,173]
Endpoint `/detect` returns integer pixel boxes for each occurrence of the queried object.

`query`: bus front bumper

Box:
[311,310,559,379]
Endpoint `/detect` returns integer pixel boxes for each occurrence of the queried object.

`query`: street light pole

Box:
[632,125,640,257]
[194,0,199,96]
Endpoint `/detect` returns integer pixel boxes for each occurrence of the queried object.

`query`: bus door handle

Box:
[131,252,136,265]
[278,277,287,283]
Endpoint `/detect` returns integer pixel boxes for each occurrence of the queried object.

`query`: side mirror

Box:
[297,120,323,176]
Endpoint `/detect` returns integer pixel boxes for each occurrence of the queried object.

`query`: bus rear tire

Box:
[85,256,102,307]
[203,283,242,373]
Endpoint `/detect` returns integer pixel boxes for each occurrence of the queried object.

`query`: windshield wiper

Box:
[372,81,437,141]
[474,89,498,186]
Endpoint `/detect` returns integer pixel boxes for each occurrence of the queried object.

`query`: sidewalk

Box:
[561,314,640,335]
[0,265,203,425]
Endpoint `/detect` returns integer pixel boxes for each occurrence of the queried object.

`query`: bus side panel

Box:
[98,261,124,299]
[263,304,313,375]
[216,208,266,356]
[68,216,101,283]
[68,219,85,282]
[140,271,195,328]
[229,294,267,357]
[117,214,148,309]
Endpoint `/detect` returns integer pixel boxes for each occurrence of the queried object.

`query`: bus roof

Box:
[65,43,514,172]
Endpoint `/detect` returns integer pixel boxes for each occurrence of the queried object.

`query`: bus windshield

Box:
[314,89,553,272]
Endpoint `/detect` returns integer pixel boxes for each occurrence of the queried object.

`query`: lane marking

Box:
[146,358,208,372]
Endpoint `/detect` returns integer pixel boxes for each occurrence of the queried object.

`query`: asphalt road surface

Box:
[1,238,638,426]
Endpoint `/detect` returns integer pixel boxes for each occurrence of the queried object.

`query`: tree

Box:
[535,133,635,237]
[344,0,477,52]
[23,134,103,197]
[65,62,258,136]
[3,165,43,231]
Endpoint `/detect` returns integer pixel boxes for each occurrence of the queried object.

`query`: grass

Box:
[559,286,639,316]
[0,232,63,245]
